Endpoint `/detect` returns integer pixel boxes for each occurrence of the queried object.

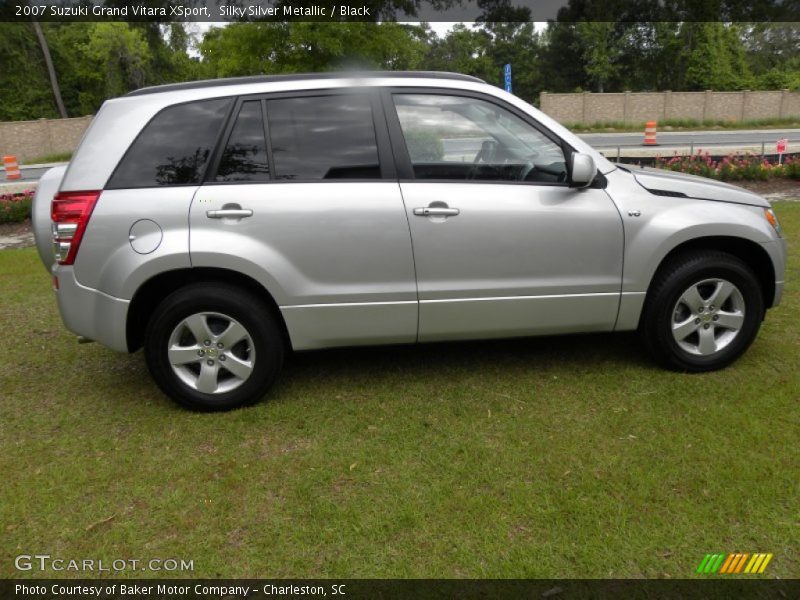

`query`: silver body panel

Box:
[75,188,194,298]
[30,73,786,355]
[53,267,129,353]
[603,168,786,325]
[630,166,770,207]
[399,182,623,341]
[190,182,418,349]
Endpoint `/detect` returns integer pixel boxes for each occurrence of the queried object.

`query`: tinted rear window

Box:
[266,95,380,180]
[107,98,232,189]
[215,100,270,182]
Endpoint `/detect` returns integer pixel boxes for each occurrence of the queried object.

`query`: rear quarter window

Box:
[106,98,232,189]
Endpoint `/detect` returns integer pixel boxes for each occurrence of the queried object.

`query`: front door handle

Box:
[206,208,253,219]
[413,207,460,217]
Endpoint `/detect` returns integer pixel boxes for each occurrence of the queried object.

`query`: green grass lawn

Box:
[1,204,798,579]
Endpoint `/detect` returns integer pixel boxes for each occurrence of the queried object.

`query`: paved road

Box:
[579,128,800,149]
[18,166,52,182]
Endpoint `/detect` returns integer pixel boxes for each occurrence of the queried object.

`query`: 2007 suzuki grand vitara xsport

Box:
[32,72,787,410]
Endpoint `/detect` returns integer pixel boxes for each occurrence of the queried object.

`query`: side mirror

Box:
[569,152,597,189]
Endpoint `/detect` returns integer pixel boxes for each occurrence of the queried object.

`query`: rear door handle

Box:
[206,209,253,219]
[413,207,460,217]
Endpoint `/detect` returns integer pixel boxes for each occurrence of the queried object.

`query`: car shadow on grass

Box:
[108,331,655,410]
[280,331,654,381]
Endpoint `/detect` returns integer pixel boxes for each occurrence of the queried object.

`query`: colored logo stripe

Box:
[744,553,773,574]
[697,553,773,574]
[696,554,725,573]
[719,554,735,573]
[709,554,725,573]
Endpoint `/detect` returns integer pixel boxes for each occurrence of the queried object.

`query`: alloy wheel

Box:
[167,311,256,394]
[671,278,746,356]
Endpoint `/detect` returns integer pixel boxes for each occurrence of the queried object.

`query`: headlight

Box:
[764,208,783,237]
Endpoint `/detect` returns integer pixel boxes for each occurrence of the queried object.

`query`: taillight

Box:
[51,191,101,266]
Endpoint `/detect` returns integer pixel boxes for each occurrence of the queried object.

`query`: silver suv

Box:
[32,72,787,410]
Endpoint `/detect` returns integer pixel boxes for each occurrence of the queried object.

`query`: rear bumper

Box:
[53,266,130,352]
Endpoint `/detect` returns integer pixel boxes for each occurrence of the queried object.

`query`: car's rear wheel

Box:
[144,283,283,410]
[640,251,764,372]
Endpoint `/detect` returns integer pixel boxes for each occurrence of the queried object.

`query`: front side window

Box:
[215,100,270,182]
[266,94,381,180]
[393,94,567,183]
[107,98,232,189]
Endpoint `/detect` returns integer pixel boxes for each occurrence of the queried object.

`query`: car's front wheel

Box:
[144,283,284,410]
[640,251,764,372]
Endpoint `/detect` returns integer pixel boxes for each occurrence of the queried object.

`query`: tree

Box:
[479,22,542,102]
[683,23,753,91]
[422,24,493,81]
[44,22,197,115]
[64,23,152,112]
[0,24,60,120]
[742,24,800,90]
[538,23,587,92]
[2,15,799,123]
[200,22,428,78]
[574,22,617,93]
[32,21,67,118]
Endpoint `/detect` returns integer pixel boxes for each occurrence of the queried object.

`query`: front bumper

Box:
[53,266,130,352]
[762,238,787,308]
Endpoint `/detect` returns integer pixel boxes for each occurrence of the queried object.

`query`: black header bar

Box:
[1,0,799,22]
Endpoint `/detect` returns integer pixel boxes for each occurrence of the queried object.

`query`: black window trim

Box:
[203,87,395,186]
[217,99,272,184]
[104,96,237,191]
[204,97,272,185]
[381,87,586,188]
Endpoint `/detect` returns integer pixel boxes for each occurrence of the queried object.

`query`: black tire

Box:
[640,251,764,372]
[144,283,284,411]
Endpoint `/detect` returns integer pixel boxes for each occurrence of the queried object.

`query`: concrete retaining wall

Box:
[540,89,800,124]
[0,116,92,162]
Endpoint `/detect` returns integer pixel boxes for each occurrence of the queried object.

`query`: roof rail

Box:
[126,71,486,97]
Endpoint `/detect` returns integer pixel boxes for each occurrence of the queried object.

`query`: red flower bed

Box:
[0,189,34,224]
[656,151,800,182]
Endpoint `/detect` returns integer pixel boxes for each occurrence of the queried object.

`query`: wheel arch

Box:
[641,236,776,326]
[126,267,291,353]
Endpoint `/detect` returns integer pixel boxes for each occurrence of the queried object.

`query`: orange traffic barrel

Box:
[643,121,658,146]
[3,155,21,180]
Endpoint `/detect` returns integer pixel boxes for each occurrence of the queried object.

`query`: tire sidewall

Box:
[654,258,763,371]
[145,286,283,411]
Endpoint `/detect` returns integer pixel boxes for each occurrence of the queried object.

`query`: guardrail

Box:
[594,138,800,161]
[582,130,800,160]
[443,135,800,162]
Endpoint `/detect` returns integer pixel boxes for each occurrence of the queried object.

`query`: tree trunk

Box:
[32,21,67,118]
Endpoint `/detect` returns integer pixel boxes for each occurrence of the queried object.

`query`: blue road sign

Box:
[503,63,512,93]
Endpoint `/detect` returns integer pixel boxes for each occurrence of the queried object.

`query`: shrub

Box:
[655,151,800,182]
[781,156,800,179]
[0,189,34,224]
